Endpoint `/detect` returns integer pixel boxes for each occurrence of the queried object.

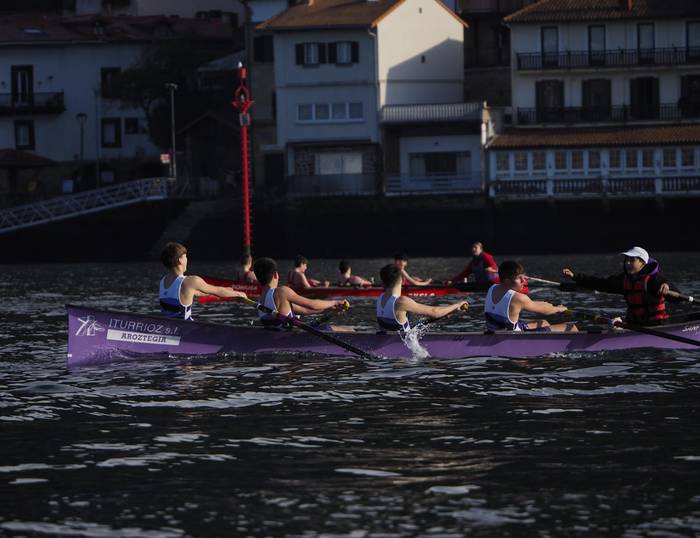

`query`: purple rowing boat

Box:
[67,305,700,367]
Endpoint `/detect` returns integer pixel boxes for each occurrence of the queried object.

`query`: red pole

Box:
[232,63,254,257]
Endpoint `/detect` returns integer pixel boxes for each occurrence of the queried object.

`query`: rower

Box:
[255,257,347,330]
[338,260,373,287]
[159,242,247,320]
[394,252,432,287]
[449,241,499,284]
[235,254,257,284]
[562,246,680,325]
[485,261,576,332]
[288,254,329,289]
[377,264,467,332]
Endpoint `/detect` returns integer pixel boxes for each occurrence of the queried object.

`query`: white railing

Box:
[386,175,482,195]
[0,177,173,234]
[488,176,700,200]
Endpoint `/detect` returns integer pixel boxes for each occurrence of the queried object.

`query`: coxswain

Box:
[562,246,679,325]
[159,242,247,320]
[377,264,467,332]
[450,241,499,284]
[255,257,347,330]
[394,252,432,287]
[485,260,576,332]
[338,260,373,287]
[235,254,258,283]
[288,255,329,289]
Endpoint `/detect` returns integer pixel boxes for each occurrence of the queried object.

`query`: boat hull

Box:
[67,305,700,367]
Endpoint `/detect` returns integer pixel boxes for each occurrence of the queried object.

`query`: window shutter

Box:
[318,43,327,64]
[582,79,591,108]
[295,43,304,65]
[682,75,691,99]
[630,79,639,108]
[328,42,337,64]
[651,77,659,105]
[351,41,359,63]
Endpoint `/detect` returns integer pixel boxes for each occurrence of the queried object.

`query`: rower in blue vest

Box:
[376,264,467,332]
[484,260,575,332]
[254,257,347,330]
[159,242,247,320]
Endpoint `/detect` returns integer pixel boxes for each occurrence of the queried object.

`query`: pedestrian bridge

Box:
[0,177,173,234]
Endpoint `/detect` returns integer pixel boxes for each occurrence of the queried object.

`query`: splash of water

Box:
[400,324,431,359]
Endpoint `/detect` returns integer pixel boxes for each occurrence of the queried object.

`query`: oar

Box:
[309,300,350,327]
[666,290,695,303]
[418,302,470,328]
[528,276,596,294]
[242,297,379,359]
[565,309,700,347]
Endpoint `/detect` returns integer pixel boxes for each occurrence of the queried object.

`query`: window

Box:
[101,118,122,148]
[588,25,605,65]
[316,152,362,175]
[554,151,567,170]
[541,26,559,67]
[626,149,638,170]
[662,148,676,169]
[14,120,34,150]
[641,148,654,169]
[295,43,326,66]
[582,79,611,121]
[11,65,33,106]
[327,41,359,64]
[532,151,546,171]
[253,35,274,62]
[410,152,470,177]
[536,80,564,122]
[630,77,659,120]
[298,104,313,121]
[680,75,700,118]
[101,67,121,98]
[571,150,584,171]
[496,152,509,172]
[514,152,528,171]
[589,150,601,170]
[332,103,346,120]
[609,149,621,169]
[637,23,654,63]
[688,22,700,59]
[348,102,363,119]
[124,118,146,135]
[681,147,696,168]
[315,103,329,120]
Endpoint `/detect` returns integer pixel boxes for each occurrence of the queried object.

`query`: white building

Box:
[0,13,237,200]
[486,0,700,200]
[257,0,484,196]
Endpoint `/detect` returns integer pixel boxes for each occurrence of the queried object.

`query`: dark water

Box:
[2,253,700,537]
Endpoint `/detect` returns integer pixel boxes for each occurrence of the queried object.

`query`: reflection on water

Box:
[1,254,700,536]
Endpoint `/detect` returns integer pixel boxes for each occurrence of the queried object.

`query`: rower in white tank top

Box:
[484,284,520,331]
[257,288,294,328]
[376,293,410,332]
[159,274,192,320]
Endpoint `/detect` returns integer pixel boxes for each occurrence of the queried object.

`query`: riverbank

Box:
[2,194,698,262]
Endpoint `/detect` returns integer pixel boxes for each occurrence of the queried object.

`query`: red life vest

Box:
[623,273,668,323]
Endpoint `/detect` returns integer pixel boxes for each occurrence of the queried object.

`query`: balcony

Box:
[516,47,700,71]
[516,102,700,126]
[0,92,65,115]
[489,176,700,200]
[385,175,482,195]
[287,174,377,197]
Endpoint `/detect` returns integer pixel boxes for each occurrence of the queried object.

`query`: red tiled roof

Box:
[0,13,235,45]
[257,0,466,31]
[505,0,700,24]
[0,149,54,167]
[487,124,700,149]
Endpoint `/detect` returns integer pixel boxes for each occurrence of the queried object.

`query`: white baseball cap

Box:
[620,246,649,264]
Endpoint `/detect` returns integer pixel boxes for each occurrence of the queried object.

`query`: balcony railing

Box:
[385,175,482,195]
[516,47,700,71]
[287,174,377,197]
[489,176,700,200]
[0,92,65,115]
[516,102,700,125]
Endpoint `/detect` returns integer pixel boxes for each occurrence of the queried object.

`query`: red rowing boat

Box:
[197,276,481,303]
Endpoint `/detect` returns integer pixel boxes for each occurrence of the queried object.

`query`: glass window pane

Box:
[609,149,621,169]
[533,151,546,170]
[555,151,567,170]
[642,148,654,168]
[589,150,600,169]
[571,150,584,170]
[626,149,638,169]
[332,103,346,119]
[514,152,528,171]
[496,152,509,172]
[298,104,312,121]
[315,103,329,120]
[337,42,352,64]
[663,148,676,168]
[348,102,363,119]
[681,147,696,167]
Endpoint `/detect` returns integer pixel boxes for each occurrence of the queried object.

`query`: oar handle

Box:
[526,276,561,286]
[666,290,695,302]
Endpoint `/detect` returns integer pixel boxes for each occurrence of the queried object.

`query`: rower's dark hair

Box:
[253,257,277,285]
[380,263,401,287]
[339,260,351,273]
[498,260,524,282]
[293,254,308,268]
[161,242,187,268]
[393,252,408,262]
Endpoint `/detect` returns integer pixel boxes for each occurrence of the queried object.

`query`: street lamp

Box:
[76,112,87,161]
[231,62,254,257]
[165,82,178,180]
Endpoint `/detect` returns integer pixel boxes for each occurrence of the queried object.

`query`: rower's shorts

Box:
[517,321,551,332]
